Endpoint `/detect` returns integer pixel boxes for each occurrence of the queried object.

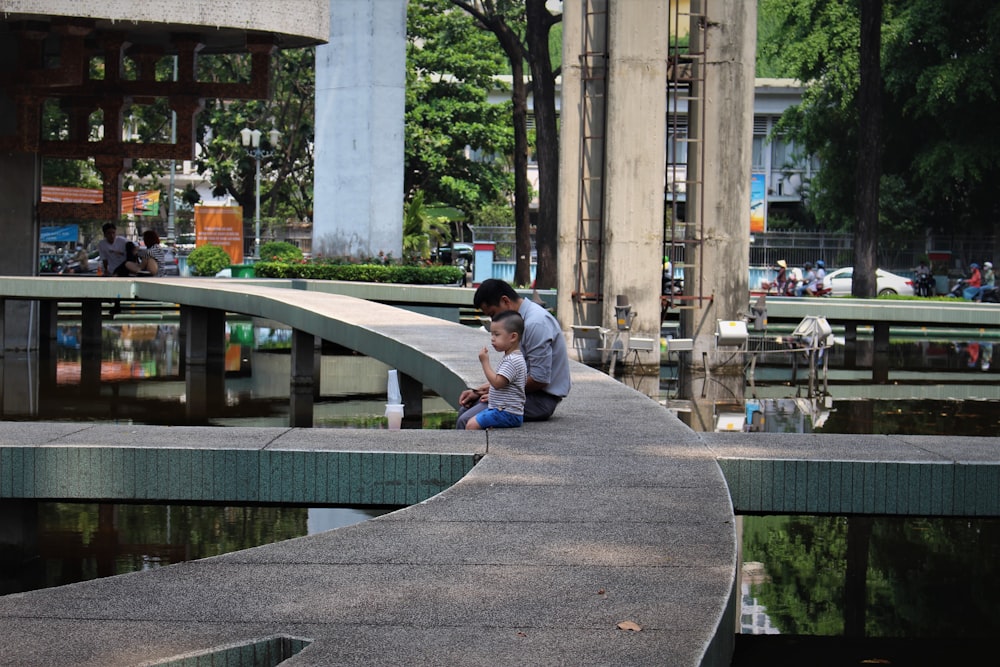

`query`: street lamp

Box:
[240,126,281,259]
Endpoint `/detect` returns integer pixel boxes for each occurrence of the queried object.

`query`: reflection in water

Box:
[0,502,393,596]
[741,515,1000,638]
[0,321,457,428]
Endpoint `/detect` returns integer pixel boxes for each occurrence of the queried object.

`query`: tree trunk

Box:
[853,0,882,298]
[526,0,559,289]
[508,55,532,287]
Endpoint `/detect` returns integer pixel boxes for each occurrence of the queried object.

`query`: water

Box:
[0,320,458,428]
[1,502,393,596]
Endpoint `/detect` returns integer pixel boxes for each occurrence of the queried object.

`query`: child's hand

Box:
[478,346,490,363]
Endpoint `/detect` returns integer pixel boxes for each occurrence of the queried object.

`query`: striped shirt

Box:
[488,350,527,416]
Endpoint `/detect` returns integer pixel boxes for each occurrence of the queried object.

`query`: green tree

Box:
[405,0,515,216]
[403,190,452,263]
[759,0,1000,259]
[451,0,562,288]
[195,48,316,227]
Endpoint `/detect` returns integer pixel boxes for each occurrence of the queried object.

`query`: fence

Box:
[472,227,996,280]
[751,231,996,276]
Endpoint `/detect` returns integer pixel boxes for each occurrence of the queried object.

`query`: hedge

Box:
[253,262,464,285]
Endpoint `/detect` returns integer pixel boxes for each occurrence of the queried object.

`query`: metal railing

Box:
[751,231,996,275]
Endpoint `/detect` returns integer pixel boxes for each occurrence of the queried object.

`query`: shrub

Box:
[187,244,232,276]
[259,241,303,263]
[254,261,463,285]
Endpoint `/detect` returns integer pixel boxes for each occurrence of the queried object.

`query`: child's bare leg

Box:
[465,417,482,431]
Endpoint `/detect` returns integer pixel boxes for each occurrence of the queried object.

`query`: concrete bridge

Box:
[1,278,998,666]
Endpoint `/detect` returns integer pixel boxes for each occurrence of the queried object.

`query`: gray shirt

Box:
[518,298,571,398]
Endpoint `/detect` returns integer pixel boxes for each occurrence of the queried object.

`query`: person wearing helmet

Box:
[983,261,995,288]
[962,262,983,300]
[969,263,982,288]
[814,260,827,283]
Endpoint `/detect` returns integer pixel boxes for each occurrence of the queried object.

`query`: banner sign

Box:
[194,205,244,265]
[41,187,160,216]
[750,173,766,233]
[40,224,79,243]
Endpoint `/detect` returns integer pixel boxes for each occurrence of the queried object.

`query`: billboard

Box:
[750,173,766,233]
[40,224,79,243]
[41,187,160,216]
[194,205,244,265]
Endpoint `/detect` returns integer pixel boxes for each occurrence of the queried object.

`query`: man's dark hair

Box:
[102,222,116,232]
[492,309,524,337]
[473,278,519,309]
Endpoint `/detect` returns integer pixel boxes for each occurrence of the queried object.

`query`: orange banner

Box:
[41,186,160,216]
[194,205,244,265]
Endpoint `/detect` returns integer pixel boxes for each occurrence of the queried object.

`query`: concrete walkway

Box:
[0,281,738,667]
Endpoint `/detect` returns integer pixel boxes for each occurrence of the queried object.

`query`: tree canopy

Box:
[405,0,515,214]
[758,0,1000,240]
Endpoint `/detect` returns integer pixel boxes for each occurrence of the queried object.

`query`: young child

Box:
[466,310,527,430]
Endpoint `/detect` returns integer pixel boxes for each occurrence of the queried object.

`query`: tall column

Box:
[557,0,599,351]
[682,0,757,375]
[601,1,669,363]
[0,24,41,350]
[557,1,668,370]
[313,0,406,258]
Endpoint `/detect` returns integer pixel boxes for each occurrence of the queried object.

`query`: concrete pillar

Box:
[682,0,756,375]
[557,1,667,370]
[0,25,42,351]
[80,300,103,392]
[557,0,601,350]
[289,328,315,427]
[313,0,406,258]
[182,306,226,420]
[398,370,423,428]
[601,1,669,365]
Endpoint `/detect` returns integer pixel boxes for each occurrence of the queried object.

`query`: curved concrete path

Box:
[0,279,737,666]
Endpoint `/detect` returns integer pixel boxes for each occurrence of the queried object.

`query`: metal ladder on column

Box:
[572,0,609,307]
[664,0,710,313]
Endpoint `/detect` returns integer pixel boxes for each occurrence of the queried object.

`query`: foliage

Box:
[758,0,1000,237]
[403,190,452,263]
[449,0,562,288]
[743,514,1000,638]
[186,244,232,276]
[405,0,515,214]
[254,261,463,285]
[474,202,515,228]
[258,241,304,263]
[195,48,316,225]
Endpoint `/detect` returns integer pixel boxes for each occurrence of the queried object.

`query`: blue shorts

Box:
[475,408,524,429]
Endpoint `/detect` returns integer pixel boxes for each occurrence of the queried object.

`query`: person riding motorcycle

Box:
[795,262,816,296]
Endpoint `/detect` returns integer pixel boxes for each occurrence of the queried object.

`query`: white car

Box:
[822,267,915,296]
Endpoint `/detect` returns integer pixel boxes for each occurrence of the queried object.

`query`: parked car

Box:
[160,248,180,276]
[433,243,474,267]
[822,267,915,296]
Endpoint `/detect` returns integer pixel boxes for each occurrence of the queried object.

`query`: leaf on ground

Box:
[616,620,642,632]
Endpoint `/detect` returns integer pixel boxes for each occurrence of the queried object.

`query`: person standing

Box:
[98,222,128,276]
[456,279,571,428]
[466,310,527,431]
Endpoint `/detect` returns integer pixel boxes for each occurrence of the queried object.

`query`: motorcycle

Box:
[913,271,935,297]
